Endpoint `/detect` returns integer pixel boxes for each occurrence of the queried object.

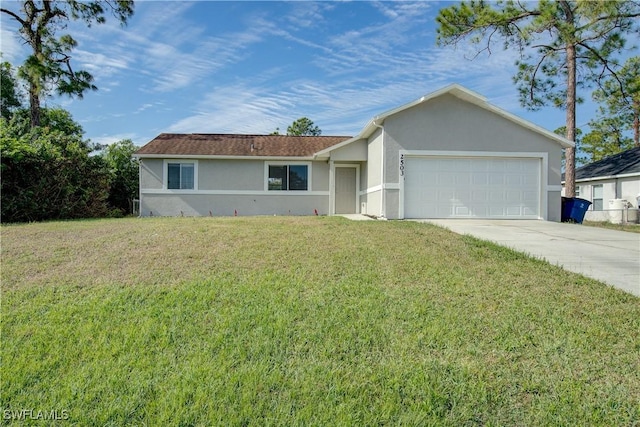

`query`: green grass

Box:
[583,220,640,233]
[2,217,639,426]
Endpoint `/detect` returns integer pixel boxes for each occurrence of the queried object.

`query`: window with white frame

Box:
[167,161,195,190]
[592,184,603,211]
[575,186,580,197]
[267,164,309,191]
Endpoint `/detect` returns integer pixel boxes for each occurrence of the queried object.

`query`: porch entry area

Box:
[334,166,358,214]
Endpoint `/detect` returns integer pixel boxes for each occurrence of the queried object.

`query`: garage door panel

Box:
[404,156,541,219]
[455,206,471,216]
[505,175,523,186]
[505,206,522,216]
[489,174,505,185]
[456,174,471,185]
[505,190,522,202]
[472,174,488,185]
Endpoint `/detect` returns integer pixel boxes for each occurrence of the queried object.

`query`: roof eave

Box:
[562,171,640,184]
[134,154,319,161]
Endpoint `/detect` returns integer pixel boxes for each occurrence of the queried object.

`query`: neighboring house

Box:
[135,84,573,220]
[562,146,640,222]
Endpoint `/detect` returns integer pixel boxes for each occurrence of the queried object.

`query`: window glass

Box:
[592,185,603,211]
[288,165,308,190]
[167,162,194,190]
[268,164,309,191]
[181,164,194,189]
[268,165,287,190]
[167,163,181,189]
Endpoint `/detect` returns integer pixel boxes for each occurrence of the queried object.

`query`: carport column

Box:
[373,120,386,218]
[328,160,335,215]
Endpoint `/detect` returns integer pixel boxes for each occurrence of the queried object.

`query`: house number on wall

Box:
[400,154,405,177]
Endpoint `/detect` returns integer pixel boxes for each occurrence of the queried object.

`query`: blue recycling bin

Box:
[561,197,591,223]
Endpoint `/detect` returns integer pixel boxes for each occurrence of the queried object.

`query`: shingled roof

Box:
[574,146,640,180]
[135,134,352,158]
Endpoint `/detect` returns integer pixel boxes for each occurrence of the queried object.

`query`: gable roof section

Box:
[137,84,573,160]
[135,133,352,158]
[574,146,640,180]
[357,83,574,149]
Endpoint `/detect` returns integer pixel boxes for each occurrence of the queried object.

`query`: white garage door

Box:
[404,156,541,219]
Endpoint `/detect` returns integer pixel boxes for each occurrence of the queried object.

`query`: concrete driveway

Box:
[420,220,640,297]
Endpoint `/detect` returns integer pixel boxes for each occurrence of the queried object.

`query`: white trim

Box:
[264,161,312,192]
[137,154,318,161]
[547,185,563,192]
[398,150,547,220]
[398,150,546,158]
[163,159,198,190]
[361,183,400,196]
[141,189,330,196]
[331,163,361,215]
[566,172,640,184]
[362,185,382,195]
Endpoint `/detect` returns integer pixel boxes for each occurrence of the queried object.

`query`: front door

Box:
[335,167,357,214]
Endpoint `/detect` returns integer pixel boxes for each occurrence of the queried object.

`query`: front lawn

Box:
[583,220,640,233]
[2,217,638,425]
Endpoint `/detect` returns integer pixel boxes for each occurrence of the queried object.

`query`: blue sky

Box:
[1,1,637,147]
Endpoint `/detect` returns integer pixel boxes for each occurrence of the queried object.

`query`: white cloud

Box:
[91,133,137,147]
[75,49,130,78]
[167,82,296,134]
[160,2,528,137]
[0,27,24,62]
[286,2,335,29]
[22,1,581,145]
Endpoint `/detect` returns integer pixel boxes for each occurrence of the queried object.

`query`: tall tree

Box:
[581,119,632,162]
[436,0,640,198]
[0,61,22,120]
[555,126,588,168]
[586,56,640,154]
[287,117,322,136]
[1,1,134,127]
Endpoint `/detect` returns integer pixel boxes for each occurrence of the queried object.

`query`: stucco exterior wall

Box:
[329,139,367,161]
[547,192,562,222]
[574,177,640,223]
[366,129,383,188]
[139,159,330,216]
[361,191,381,217]
[140,159,163,190]
[199,160,263,190]
[363,128,383,216]
[140,194,328,217]
[620,177,640,208]
[383,95,562,183]
[574,177,640,208]
[376,94,564,220]
[313,161,330,192]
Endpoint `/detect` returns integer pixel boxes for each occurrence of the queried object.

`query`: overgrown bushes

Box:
[1,109,137,222]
